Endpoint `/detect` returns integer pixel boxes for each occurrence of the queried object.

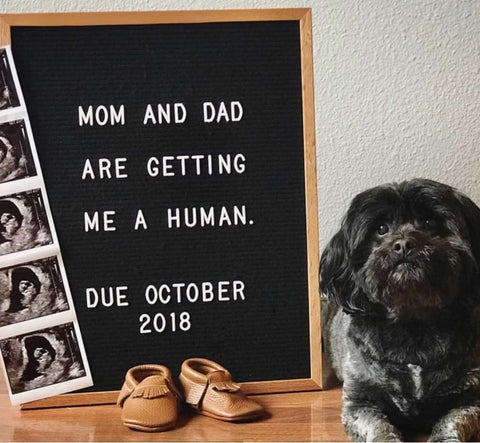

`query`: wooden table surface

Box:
[0,372,350,442]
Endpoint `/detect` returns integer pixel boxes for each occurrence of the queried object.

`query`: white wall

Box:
[3,0,480,250]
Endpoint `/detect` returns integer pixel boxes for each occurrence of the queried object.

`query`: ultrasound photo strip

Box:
[0,46,93,403]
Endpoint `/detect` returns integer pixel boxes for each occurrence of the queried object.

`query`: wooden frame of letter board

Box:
[0,8,320,409]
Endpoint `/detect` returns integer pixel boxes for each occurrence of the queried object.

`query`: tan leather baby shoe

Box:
[179,358,264,422]
[117,364,183,432]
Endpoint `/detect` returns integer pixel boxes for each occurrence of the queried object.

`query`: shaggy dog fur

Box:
[320,179,480,442]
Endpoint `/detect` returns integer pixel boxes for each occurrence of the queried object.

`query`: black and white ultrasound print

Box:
[0,189,53,257]
[0,257,69,327]
[0,323,86,394]
[0,46,92,405]
[0,49,20,112]
[0,119,37,184]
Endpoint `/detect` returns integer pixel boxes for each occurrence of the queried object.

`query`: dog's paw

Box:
[371,432,402,442]
[428,436,461,442]
[345,422,402,442]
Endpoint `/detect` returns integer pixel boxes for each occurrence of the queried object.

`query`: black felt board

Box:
[10,20,310,392]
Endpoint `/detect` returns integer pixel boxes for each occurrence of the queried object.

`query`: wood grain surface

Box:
[0,370,349,442]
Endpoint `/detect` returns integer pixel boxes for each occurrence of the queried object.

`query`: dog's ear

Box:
[319,227,372,315]
[454,191,480,268]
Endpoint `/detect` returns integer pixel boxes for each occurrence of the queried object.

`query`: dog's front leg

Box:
[428,406,480,442]
[342,395,402,442]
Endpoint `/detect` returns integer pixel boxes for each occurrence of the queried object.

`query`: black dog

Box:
[320,179,480,442]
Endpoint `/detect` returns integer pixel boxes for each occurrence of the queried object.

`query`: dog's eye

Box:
[377,224,389,235]
[423,218,438,230]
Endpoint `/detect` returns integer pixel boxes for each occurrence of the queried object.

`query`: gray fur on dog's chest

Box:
[346,345,443,399]
[384,363,437,414]
[344,343,457,419]
[389,363,432,403]
[407,364,423,400]
[335,307,475,412]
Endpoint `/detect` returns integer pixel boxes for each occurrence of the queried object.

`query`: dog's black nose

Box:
[393,238,415,256]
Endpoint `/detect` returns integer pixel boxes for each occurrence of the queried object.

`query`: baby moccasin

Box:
[117,364,183,432]
[179,358,264,422]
